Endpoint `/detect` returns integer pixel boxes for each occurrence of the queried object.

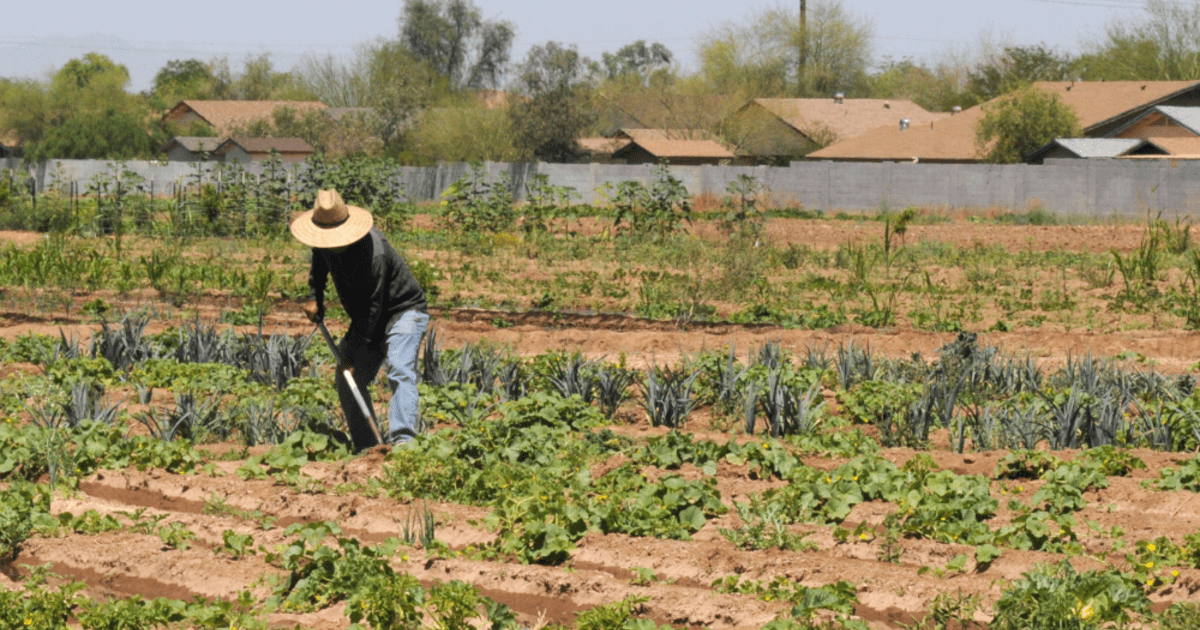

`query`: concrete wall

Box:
[9,157,1200,218]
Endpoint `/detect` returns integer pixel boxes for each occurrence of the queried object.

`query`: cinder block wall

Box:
[11,158,1200,218]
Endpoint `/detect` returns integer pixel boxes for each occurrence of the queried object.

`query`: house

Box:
[725,96,947,162]
[212,137,314,164]
[609,128,736,165]
[160,136,225,162]
[575,137,632,162]
[809,81,1200,163]
[1031,103,1200,163]
[162,100,327,137]
[1026,138,1164,162]
[1132,137,1200,156]
[1111,105,1200,138]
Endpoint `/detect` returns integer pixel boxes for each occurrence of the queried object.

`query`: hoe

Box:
[315,317,384,446]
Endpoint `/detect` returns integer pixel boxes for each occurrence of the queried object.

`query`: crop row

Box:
[4,312,1200,457]
[11,160,1200,334]
[7,382,1200,627]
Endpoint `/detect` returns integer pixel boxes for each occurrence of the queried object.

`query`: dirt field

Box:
[4,219,1200,629]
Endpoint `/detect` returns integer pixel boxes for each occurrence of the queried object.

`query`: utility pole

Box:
[799,0,808,95]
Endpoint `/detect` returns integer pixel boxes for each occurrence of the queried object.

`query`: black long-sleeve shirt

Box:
[307,227,427,349]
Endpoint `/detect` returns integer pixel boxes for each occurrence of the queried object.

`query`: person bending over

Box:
[290,188,428,451]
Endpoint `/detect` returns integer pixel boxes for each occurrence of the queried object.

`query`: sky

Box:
[0,0,1150,93]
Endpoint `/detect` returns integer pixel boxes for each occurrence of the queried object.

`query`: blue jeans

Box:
[337,311,429,450]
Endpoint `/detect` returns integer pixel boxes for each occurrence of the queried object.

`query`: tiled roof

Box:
[576,137,632,154]
[810,81,1200,162]
[164,100,327,135]
[216,137,314,155]
[748,98,946,143]
[614,128,734,159]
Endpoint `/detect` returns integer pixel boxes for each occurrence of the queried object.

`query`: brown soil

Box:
[4,221,1200,628]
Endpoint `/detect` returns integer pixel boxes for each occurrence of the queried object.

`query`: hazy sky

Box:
[0,0,1147,93]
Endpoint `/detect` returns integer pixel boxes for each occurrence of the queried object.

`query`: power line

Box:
[0,36,358,56]
[1017,0,1144,8]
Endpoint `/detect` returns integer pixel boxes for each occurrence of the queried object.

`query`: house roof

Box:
[809,80,1200,162]
[214,137,314,155]
[1157,106,1200,134]
[747,98,947,143]
[160,136,225,154]
[1126,105,1200,136]
[1034,138,1148,159]
[1144,136,1200,155]
[576,137,632,155]
[613,128,734,159]
[164,100,327,135]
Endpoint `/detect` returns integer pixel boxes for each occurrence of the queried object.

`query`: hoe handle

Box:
[315,318,384,446]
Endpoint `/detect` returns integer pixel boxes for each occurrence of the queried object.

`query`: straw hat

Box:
[289,189,374,248]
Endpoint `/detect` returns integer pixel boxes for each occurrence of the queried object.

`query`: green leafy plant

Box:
[217,529,257,559]
[719,174,766,239]
[720,498,819,551]
[0,481,52,562]
[989,561,1148,630]
[438,163,517,235]
[157,521,197,550]
[609,163,692,241]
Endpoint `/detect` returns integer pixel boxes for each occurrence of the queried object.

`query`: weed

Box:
[399,502,436,549]
[901,590,983,630]
[721,499,819,551]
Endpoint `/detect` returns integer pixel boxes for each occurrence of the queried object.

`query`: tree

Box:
[1078,0,1200,80]
[365,41,454,153]
[398,0,515,89]
[406,102,523,163]
[0,79,50,150]
[151,59,216,104]
[697,35,789,97]
[601,41,674,88]
[294,50,373,108]
[509,42,596,163]
[697,0,873,97]
[7,53,164,160]
[868,58,978,112]
[967,45,1076,101]
[208,54,314,100]
[28,107,157,161]
[974,86,1081,163]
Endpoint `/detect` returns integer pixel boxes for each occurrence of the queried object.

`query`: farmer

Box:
[290,189,429,451]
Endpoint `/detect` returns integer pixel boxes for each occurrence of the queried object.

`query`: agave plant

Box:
[594,363,635,418]
[547,353,599,403]
[89,311,160,371]
[639,366,699,428]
